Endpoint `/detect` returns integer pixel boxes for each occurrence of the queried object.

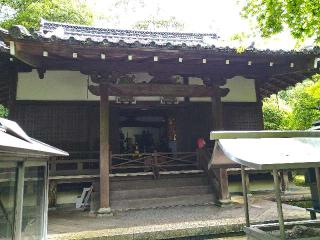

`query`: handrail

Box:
[49,151,198,176]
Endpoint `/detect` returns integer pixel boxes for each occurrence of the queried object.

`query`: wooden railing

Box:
[49,151,198,177]
[111,152,198,172]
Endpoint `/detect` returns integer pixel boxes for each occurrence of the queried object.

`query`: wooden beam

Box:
[11,42,45,68]
[67,59,314,77]
[89,84,230,97]
[13,51,42,68]
[274,79,296,87]
[260,88,273,97]
[99,84,110,212]
[14,40,318,62]
[264,81,288,90]
[273,75,299,84]
[10,44,315,77]
[262,83,281,93]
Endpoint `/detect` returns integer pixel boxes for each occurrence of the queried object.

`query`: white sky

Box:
[88,0,309,50]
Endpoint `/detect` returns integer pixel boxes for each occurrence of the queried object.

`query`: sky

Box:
[88,0,306,50]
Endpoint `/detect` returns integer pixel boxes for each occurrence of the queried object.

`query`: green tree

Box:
[0,105,8,117]
[288,76,320,129]
[242,0,320,43]
[0,0,93,117]
[0,0,93,29]
[262,95,291,130]
[263,76,320,130]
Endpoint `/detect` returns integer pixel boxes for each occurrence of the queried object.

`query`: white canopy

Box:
[0,118,68,157]
[210,131,320,170]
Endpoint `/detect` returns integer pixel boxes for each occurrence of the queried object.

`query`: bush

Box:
[0,105,8,118]
[262,95,291,130]
[293,175,306,187]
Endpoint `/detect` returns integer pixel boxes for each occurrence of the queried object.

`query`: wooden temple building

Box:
[0,20,319,213]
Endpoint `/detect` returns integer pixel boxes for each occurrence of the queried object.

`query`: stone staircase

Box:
[110,170,216,211]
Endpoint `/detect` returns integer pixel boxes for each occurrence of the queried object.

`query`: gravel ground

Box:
[48,195,309,239]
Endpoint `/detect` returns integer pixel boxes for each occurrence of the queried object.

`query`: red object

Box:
[197,138,206,149]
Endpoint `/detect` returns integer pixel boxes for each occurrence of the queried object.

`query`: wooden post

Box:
[211,83,230,202]
[152,150,160,179]
[98,84,111,214]
[245,173,250,194]
[241,165,250,227]
[315,167,320,194]
[211,86,223,130]
[14,162,25,239]
[218,168,230,200]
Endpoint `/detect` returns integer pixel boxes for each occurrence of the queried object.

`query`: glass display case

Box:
[0,118,67,240]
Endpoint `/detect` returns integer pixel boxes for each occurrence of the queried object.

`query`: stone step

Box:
[111,175,208,190]
[110,185,213,201]
[110,193,216,211]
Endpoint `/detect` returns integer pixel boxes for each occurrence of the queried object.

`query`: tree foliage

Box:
[288,76,320,129]
[0,0,93,29]
[0,0,93,117]
[262,95,291,130]
[0,105,8,118]
[242,0,320,43]
[263,75,320,130]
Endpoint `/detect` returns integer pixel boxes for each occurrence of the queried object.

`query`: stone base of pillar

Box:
[216,199,233,207]
[96,207,113,217]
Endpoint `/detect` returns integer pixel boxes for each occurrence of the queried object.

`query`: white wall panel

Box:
[17,71,256,102]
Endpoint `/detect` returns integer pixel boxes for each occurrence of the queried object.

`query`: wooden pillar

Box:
[211,82,230,202]
[245,173,250,194]
[99,84,110,212]
[315,167,320,194]
[241,165,250,227]
[255,78,264,130]
[182,76,190,103]
[211,85,223,130]
[217,168,230,200]
[14,162,25,239]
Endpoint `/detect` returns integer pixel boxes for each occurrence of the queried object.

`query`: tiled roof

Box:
[0,19,319,55]
[39,19,219,48]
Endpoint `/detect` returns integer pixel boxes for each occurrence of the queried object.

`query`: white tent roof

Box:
[210,131,320,170]
[0,118,68,157]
